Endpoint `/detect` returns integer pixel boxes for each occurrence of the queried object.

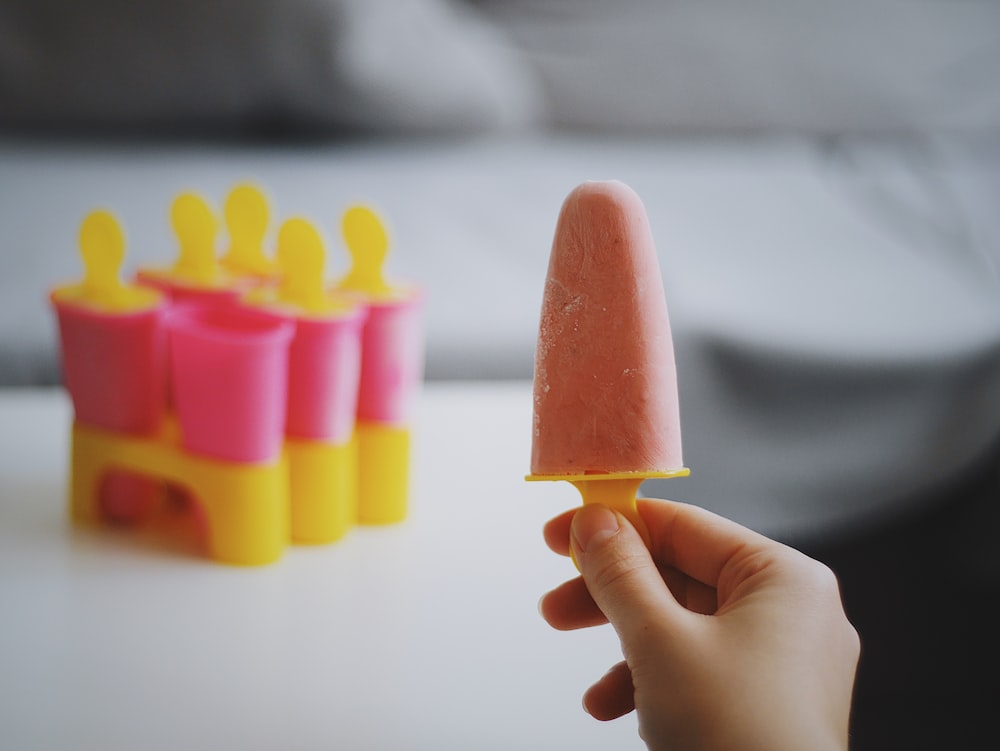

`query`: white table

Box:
[0,382,646,751]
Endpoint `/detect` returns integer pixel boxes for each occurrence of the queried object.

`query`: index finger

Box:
[638,497,783,589]
[542,507,576,557]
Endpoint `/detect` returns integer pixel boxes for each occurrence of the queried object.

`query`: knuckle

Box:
[584,540,649,601]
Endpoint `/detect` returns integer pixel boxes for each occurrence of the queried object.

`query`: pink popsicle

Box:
[51,210,169,524]
[528,181,687,541]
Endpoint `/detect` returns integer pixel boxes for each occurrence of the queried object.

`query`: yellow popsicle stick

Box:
[336,205,393,297]
[222,182,277,277]
[526,468,690,568]
[570,478,653,569]
[170,191,223,285]
[79,210,128,304]
[52,210,160,312]
[274,217,342,315]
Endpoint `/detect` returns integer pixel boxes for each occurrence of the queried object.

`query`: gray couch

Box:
[3,2,1000,747]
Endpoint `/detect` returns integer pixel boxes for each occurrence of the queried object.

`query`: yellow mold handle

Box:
[336,204,393,298]
[275,217,328,313]
[222,182,277,277]
[170,191,224,286]
[243,217,357,318]
[53,210,160,313]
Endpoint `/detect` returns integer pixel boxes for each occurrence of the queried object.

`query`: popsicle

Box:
[245,216,366,444]
[334,205,424,525]
[244,217,366,542]
[50,210,168,523]
[526,180,688,544]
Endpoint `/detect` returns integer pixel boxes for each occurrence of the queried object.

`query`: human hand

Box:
[540,499,859,751]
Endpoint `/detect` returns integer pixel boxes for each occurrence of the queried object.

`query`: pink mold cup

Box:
[167,303,295,463]
[282,306,368,442]
[356,292,424,425]
[51,297,168,434]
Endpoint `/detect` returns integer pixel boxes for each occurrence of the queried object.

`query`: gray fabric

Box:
[476,0,1000,135]
[4,1,999,135]
[0,0,543,133]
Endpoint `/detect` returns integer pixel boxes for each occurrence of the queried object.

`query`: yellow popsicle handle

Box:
[78,210,127,302]
[526,468,689,569]
[59,209,160,312]
[222,182,275,275]
[338,204,392,296]
[569,477,652,551]
[171,191,221,284]
[275,217,332,314]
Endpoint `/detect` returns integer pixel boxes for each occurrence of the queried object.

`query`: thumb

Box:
[571,504,679,649]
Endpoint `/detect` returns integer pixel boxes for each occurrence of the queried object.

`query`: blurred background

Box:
[2,1,1000,748]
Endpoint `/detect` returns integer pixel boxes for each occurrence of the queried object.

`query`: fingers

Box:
[539,558,719,630]
[545,505,720,616]
[582,661,636,721]
[543,507,576,557]
[570,504,680,647]
[636,497,784,589]
[658,563,719,615]
[548,499,779,590]
[539,577,608,630]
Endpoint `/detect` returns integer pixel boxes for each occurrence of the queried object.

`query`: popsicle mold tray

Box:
[49,185,424,565]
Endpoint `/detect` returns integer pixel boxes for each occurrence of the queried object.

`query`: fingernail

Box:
[571,504,620,555]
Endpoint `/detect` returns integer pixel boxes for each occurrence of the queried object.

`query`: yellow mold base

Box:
[69,419,393,562]
[71,421,289,565]
[355,421,410,525]
[286,435,357,544]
